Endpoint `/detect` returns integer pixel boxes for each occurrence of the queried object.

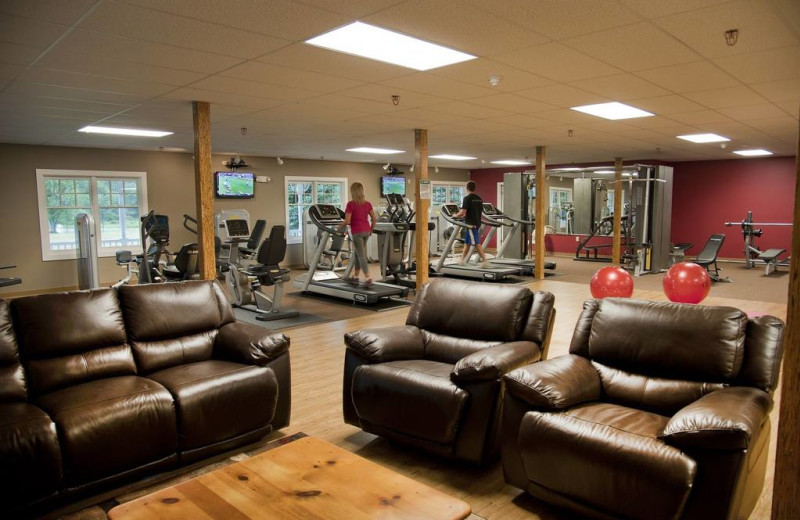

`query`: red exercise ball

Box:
[662,262,711,304]
[590,266,634,299]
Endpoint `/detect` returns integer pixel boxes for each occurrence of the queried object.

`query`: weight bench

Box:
[758,248,787,276]
[695,234,732,283]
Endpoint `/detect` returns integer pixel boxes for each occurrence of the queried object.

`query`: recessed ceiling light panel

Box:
[491,160,532,166]
[677,133,730,143]
[430,154,477,161]
[346,147,404,154]
[570,102,654,120]
[733,149,773,157]
[305,22,476,71]
[78,125,173,137]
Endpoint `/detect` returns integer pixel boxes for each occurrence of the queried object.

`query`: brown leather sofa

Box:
[343,278,555,465]
[0,280,291,517]
[501,298,785,520]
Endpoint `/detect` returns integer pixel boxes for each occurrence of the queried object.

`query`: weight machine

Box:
[724,211,792,275]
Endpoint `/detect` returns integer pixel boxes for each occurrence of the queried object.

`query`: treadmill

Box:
[481,203,557,274]
[433,204,520,282]
[293,204,409,304]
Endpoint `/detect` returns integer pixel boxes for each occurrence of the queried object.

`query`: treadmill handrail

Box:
[438,206,472,229]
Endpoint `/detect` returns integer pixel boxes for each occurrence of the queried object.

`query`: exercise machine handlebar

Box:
[724,221,792,227]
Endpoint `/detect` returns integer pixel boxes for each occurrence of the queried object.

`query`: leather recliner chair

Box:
[343,278,555,465]
[501,298,785,520]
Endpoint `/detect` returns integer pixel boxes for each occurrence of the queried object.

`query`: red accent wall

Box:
[671,157,795,260]
[472,157,796,258]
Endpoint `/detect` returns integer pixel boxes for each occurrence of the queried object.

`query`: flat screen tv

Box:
[215,171,255,199]
[381,176,406,196]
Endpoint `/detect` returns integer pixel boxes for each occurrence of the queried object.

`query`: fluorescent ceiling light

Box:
[677,133,730,143]
[78,125,173,137]
[346,147,404,154]
[491,160,532,166]
[305,21,476,71]
[733,149,773,157]
[430,154,476,161]
[570,102,654,120]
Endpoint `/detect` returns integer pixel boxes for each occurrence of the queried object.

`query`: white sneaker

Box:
[458,259,466,266]
[480,260,489,268]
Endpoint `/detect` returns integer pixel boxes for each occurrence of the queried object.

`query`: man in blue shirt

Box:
[454,181,489,267]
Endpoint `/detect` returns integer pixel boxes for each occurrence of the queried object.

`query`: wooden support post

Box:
[192,101,216,280]
[534,146,546,280]
[612,157,623,265]
[772,112,800,520]
[414,129,430,290]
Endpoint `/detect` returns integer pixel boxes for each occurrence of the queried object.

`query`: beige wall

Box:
[0,143,469,295]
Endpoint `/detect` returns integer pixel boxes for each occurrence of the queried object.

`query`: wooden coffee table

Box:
[108,436,471,519]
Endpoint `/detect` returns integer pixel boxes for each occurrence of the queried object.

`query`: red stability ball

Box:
[663,262,711,304]
[590,266,634,299]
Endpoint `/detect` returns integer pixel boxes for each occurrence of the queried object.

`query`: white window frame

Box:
[36,169,149,261]
[284,176,348,245]
[430,181,467,207]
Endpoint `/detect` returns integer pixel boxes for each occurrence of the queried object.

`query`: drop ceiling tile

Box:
[636,61,740,93]
[667,110,734,125]
[335,84,449,109]
[534,108,603,125]
[257,43,411,83]
[620,116,694,130]
[380,74,496,100]
[774,100,800,117]
[495,43,623,83]
[684,86,768,109]
[455,119,533,134]
[36,51,205,86]
[0,43,43,66]
[465,0,639,39]
[719,103,792,121]
[427,101,512,119]
[304,94,399,115]
[571,73,671,100]
[5,81,149,104]
[431,59,555,92]
[58,29,245,74]
[220,61,363,93]
[292,0,411,18]
[655,0,799,60]
[370,107,472,125]
[0,0,99,24]
[460,94,555,114]
[0,64,24,82]
[744,116,799,134]
[78,2,289,59]
[125,0,348,41]
[750,78,800,103]
[191,76,319,102]
[21,67,176,97]
[364,0,546,56]
[0,14,69,48]
[162,88,287,110]
[564,22,702,71]
[489,114,561,129]
[617,0,732,19]
[514,84,608,108]
[713,46,800,83]
[630,95,706,114]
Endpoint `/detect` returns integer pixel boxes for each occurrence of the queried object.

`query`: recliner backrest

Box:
[569,298,784,415]
[0,300,26,402]
[257,225,287,267]
[11,289,135,396]
[117,280,235,374]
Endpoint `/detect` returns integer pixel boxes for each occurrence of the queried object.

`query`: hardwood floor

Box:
[279,279,787,520]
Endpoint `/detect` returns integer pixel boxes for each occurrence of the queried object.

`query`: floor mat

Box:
[233,307,328,330]
[288,290,413,312]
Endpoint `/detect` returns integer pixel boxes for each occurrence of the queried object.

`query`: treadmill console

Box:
[441,204,460,216]
[224,219,250,239]
[314,204,342,220]
[483,203,498,215]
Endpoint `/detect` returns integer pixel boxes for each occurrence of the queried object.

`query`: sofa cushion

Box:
[352,359,468,445]
[738,315,785,392]
[0,402,61,509]
[593,362,727,416]
[588,298,747,382]
[148,360,278,452]
[131,331,218,375]
[519,402,696,520]
[0,300,26,402]
[421,330,500,364]
[36,376,176,486]
[11,289,134,395]
[406,279,533,342]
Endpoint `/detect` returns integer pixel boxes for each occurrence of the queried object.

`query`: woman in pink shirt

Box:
[339,182,377,286]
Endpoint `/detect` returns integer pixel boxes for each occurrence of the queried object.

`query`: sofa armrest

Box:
[451,341,541,383]
[344,326,424,363]
[660,386,772,451]
[503,355,601,410]
[214,321,289,366]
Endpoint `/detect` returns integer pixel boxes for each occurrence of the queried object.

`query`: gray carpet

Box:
[233,307,328,330]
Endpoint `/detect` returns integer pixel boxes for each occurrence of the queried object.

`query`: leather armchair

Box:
[344,278,555,465]
[502,298,785,520]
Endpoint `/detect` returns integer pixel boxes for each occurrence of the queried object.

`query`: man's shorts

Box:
[464,227,480,245]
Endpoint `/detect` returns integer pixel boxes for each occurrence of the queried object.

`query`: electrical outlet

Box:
[575,236,580,242]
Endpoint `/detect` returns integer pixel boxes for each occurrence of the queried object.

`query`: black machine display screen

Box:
[317,204,339,218]
[226,219,250,237]
[442,204,460,215]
